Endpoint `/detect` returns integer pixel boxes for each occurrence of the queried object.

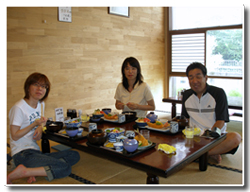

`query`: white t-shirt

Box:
[114,82,154,117]
[9,99,45,156]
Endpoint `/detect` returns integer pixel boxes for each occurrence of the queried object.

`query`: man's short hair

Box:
[186,62,207,77]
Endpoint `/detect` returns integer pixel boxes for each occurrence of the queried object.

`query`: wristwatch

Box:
[202,127,221,138]
[210,127,221,138]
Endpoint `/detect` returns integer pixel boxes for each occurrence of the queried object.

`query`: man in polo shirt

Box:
[181,62,241,163]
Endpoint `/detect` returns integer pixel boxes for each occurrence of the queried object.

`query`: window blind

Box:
[171,33,205,72]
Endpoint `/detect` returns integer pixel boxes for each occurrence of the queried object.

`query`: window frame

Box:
[164,7,243,97]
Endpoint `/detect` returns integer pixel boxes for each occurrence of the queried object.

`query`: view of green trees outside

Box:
[206,29,243,106]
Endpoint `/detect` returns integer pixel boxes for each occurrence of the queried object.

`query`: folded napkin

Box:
[157,144,176,154]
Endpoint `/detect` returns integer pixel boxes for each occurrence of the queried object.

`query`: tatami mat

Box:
[7,140,243,185]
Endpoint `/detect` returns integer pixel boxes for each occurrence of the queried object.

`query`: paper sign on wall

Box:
[55,107,64,121]
[58,7,72,22]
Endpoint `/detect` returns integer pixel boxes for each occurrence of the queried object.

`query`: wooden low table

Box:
[42,121,226,184]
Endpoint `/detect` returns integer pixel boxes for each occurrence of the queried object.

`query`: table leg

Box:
[199,152,208,171]
[172,102,176,119]
[146,173,159,184]
[41,138,50,153]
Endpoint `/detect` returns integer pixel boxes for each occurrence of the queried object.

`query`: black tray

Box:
[89,118,105,124]
[132,124,182,135]
[45,130,88,141]
[89,117,137,124]
[86,141,156,158]
[103,117,138,124]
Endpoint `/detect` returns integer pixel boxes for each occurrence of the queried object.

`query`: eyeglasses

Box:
[32,83,48,89]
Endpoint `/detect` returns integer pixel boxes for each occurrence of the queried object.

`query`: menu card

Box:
[55,107,64,121]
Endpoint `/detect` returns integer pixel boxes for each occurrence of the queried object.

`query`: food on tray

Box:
[134,129,149,146]
[105,142,114,148]
[147,121,170,129]
[93,109,104,115]
[103,113,118,120]
[68,119,81,123]
[157,144,176,154]
[137,117,150,122]
[105,127,121,133]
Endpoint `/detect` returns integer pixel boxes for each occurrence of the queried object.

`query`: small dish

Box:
[77,128,83,136]
[64,118,82,128]
[102,108,111,114]
[113,142,123,152]
[90,116,101,122]
[104,127,125,142]
[135,118,150,127]
[104,142,114,148]
[137,140,152,150]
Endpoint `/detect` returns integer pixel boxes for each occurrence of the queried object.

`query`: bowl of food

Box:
[46,121,64,132]
[122,111,136,121]
[104,127,125,142]
[92,109,104,118]
[135,117,151,127]
[66,127,79,137]
[64,118,82,128]
[102,108,111,115]
[90,116,101,122]
[87,129,107,145]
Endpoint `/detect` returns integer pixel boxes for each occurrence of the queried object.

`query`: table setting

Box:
[42,108,227,184]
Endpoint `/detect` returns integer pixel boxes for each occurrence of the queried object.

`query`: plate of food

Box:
[145,120,171,132]
[134,129,153,150]
[102,112,119,122]
[137,140,153,150]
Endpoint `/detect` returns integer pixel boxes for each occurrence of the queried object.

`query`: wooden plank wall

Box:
[7,7,165,134]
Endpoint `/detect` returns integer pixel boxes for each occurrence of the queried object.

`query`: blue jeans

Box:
[12,149,80,181]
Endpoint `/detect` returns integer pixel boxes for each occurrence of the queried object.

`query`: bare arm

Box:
[212,120,225,130]
[10,117,46,141]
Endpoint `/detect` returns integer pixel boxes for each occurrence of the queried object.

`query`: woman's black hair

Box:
[186,62,207,77]
[121,57,143,91]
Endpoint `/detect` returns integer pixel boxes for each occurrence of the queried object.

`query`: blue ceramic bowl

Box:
[92,114,104,118]
[66,127,78,137]
[104,128,125,142]
[64,118,82,128]
[90,116,101,122]
[123,138,138,153]
[102,108,111,114]
[135,119,147,127]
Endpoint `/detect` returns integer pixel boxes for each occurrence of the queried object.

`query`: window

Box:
[170,7,242,30]
[206,29,242,77]
[167,6,243,107]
